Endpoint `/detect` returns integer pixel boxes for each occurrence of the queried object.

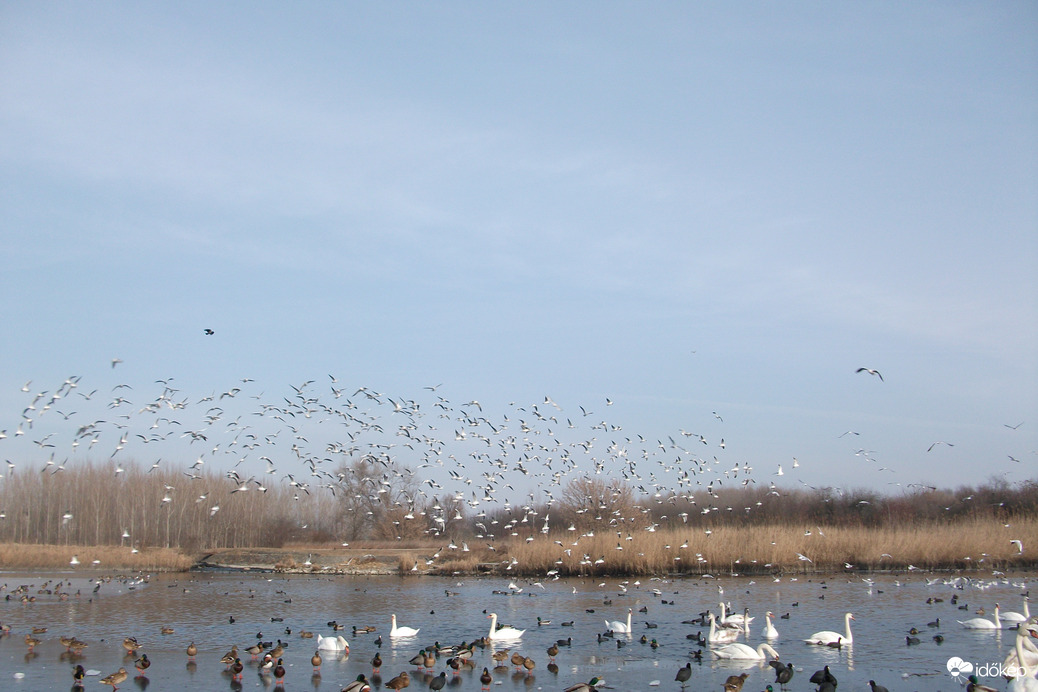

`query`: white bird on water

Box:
[486,612,525,640]
[605,608,633,634]
[389,614,419,637]
[958,604,1001,629]
[805,612,854,645]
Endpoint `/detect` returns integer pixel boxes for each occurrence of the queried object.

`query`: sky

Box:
[1,2,1035,500]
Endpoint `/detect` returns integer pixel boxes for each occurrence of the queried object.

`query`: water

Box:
[0,570,1033,691]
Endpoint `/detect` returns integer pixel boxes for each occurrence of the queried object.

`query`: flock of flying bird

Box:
[4,363,1022,542]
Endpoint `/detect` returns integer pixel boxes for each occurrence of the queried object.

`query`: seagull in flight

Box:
[856,367,883,381]
[926,441,955,452]
[203,328,215,335]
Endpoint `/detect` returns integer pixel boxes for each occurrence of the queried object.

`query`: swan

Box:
[762,612,779,640]
[1007,621,1038,692]
[390,614,420,638]
[316,634,349,651]
[605,608,633,634]
[708,613,741,644]
[711,642,781,660]
[487,612,525,640]
[959,605,1002,630]
[1003,598,1032,625]
[720,603,754,626]
[1004,619,1038,676]
[805,613,854,645]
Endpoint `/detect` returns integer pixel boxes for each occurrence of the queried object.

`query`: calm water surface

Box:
[0,570,1033,692]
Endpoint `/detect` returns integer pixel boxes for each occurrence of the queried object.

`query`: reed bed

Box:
[0,543,194,571]
[497,517,1038,576]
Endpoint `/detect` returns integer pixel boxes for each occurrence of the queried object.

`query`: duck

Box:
[311,650,322,671]
[343,674,372,692]
[99,667,128,690]
[522,656,536,674]
[547,643,559,660]
[605,608,633,634]
[186,642,197,659]
[273,658,286,684]
[385,671,411,690]
[564,677,603,692]
[510,652,525,669]
[133,653,150,674]
[480,667,493,690]
[487,612,525,640]
[317,634,350,651]
[121,637,140,654]
[371,652,382,672]
[409,649,428,668]
[711,642,781,660]
[805,613,854,645]
[390,614,419,638]
[723,672,749,692]
[230,658,244,680]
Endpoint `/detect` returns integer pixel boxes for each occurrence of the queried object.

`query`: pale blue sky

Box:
[1,2,1035,496]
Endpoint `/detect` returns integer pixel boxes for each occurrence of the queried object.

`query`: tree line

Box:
[0,459,1033,551]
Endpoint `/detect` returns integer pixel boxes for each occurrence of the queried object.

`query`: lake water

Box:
[0,570,1033,691]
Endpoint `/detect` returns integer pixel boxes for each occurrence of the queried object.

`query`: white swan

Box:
[805,612,854,645]
[1004,619,1038,675]
[708,613,741,644]
[390,614,419,638]
[487,612,525,640]
[720,603,754,626]
[762,611,779,640]
[1007,620,1038,692]
[316,634,349,651]
[605,608,633,634]
[1003,598,1032,625]
[711,642,781,660]
[959,605,1002,630]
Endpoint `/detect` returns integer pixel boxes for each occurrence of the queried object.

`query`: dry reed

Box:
[0,543,194,571]
[500,516,1038,576]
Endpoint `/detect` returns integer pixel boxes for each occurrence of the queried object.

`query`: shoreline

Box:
[3,544,1033,577]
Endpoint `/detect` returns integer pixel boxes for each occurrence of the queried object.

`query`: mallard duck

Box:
[563,677,603,692]
[522,656,536,674]
[273,658,286,683]
[160,626,175,635]
[219,645,238,667]
[547,643,559,660]
[342,674,371,692]
[230,658,244,680]
[311,650,322,671]
[409,649,427,668]
[122,637,140,654]
[133,653,150,673]
[185,642,197,659]
[25,633,41,650]
[100,667,128,690]
[510,652,525,669]
[480,667,492,690]
[724,672,749,692]
[371,652,382,672]
[385,671,410,690]
[244,642,264,659]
